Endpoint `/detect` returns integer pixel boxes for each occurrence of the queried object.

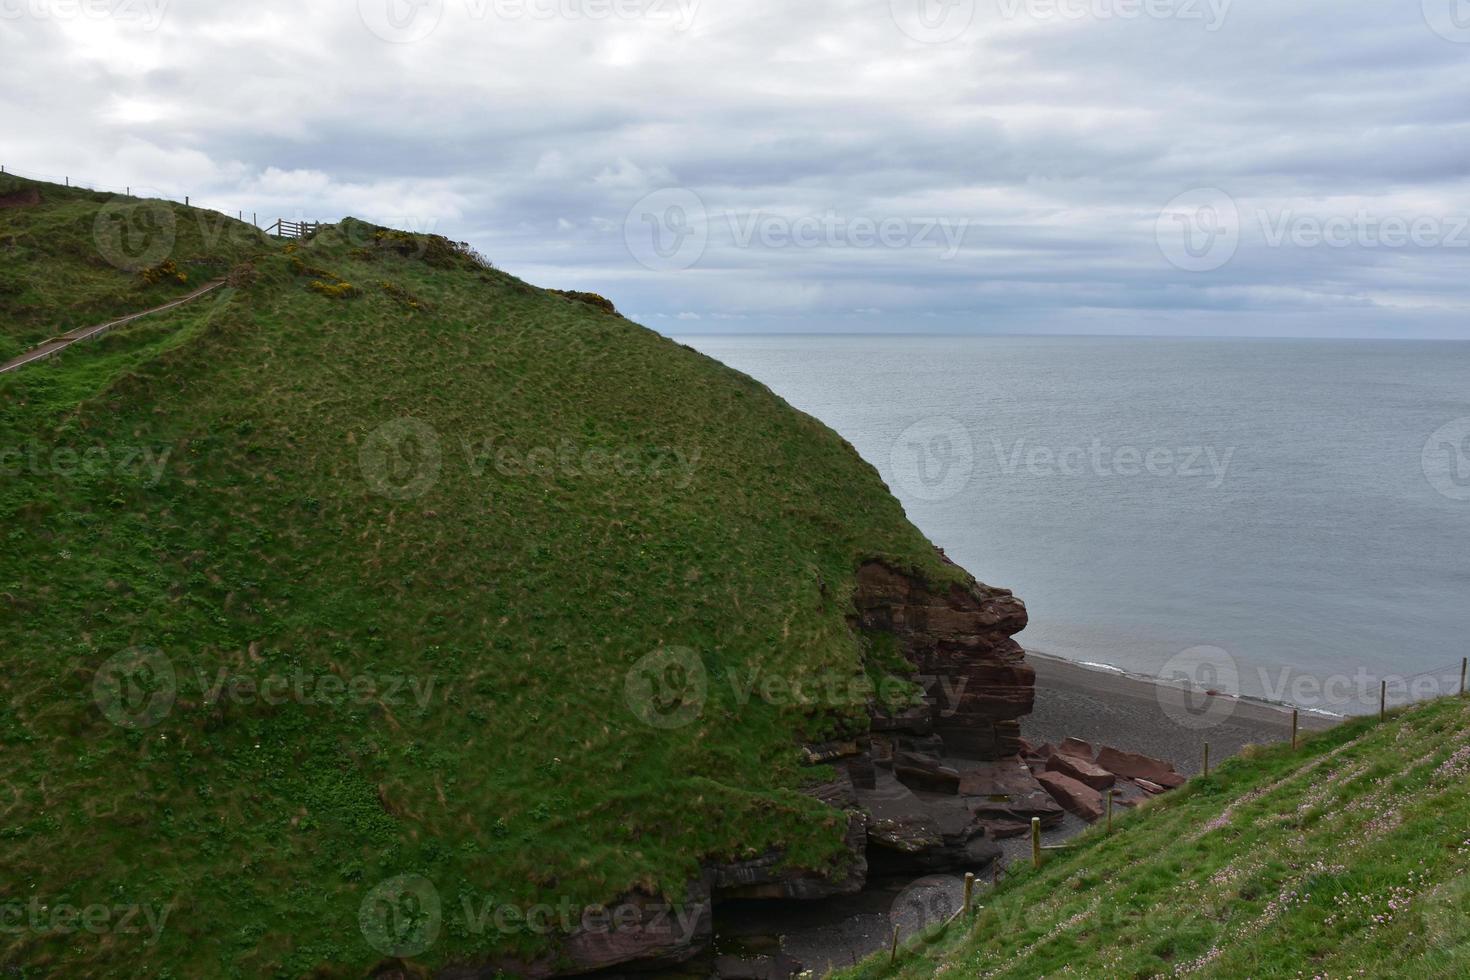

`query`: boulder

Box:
[976,818,1030,840]
[1057,737,1095,760]
[957,759,1065,828]
[1135,778,1166,795]
[1036,771,1104,822]
[893,750,961,795]
[1096,746,1182,786]
[1045,753,1115,790]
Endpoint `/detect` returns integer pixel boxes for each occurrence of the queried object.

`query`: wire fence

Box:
[0,162,307,228]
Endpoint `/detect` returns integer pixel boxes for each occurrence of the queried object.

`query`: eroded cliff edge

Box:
[850,557,1034,760]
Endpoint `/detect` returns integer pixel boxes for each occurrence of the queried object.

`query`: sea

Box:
[680,335,1470,717]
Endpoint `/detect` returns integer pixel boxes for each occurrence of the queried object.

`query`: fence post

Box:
[889,925,899,964]
[1461,658,1467,698]
[185,196,189,207]
[1380,680,1387,722]
[1031,817,1041,869]
[1202,742,1210,776]
[964,872,975,917]
[1291,709,1298,750]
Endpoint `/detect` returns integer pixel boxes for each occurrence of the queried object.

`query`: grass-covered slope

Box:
[845,696,1470,979]
[0,178,962,976]
[0,175,261,362]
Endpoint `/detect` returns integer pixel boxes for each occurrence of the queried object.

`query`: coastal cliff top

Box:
[0,175,980,976]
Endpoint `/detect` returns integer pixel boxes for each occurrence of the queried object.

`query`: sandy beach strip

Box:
[1022,648,1339,776]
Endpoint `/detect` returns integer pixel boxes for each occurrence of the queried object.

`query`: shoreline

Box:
[1022,648,1338,776]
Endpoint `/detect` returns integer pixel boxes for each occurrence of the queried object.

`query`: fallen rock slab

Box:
[1058,737,1095,760]
[1045,753,1115,790]
[1096,746,1182,786]
[1036,770,1104,822]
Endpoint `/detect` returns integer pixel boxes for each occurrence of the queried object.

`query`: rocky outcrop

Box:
[850,559,1033,760]
[707,772,868,901]
[959,758,1066,832]
[856,772,1001,875]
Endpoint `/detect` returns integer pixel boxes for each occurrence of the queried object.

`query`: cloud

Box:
[4,0,1469,336]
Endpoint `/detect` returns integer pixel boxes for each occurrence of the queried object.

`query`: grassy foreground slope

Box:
[845,696,1470,980]
[0,177,960,976]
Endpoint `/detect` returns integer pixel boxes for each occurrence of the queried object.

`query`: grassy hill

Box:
[842,695,1470,979]
[0,176,964,977]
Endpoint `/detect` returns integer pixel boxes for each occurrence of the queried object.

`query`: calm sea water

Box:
[681,335,1470,715]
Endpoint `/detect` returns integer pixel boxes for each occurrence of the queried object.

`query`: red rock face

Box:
[850,559,1033,759]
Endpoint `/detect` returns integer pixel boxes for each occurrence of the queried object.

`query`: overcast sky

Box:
[5,0,1470,336]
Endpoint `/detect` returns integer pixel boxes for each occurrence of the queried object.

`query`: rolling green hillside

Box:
[0,176,962,976]
[843,696,1470,979]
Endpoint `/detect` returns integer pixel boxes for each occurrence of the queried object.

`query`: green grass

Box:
[0,177,964,977]
[0,174,263,362]
[841,696,1470,980]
